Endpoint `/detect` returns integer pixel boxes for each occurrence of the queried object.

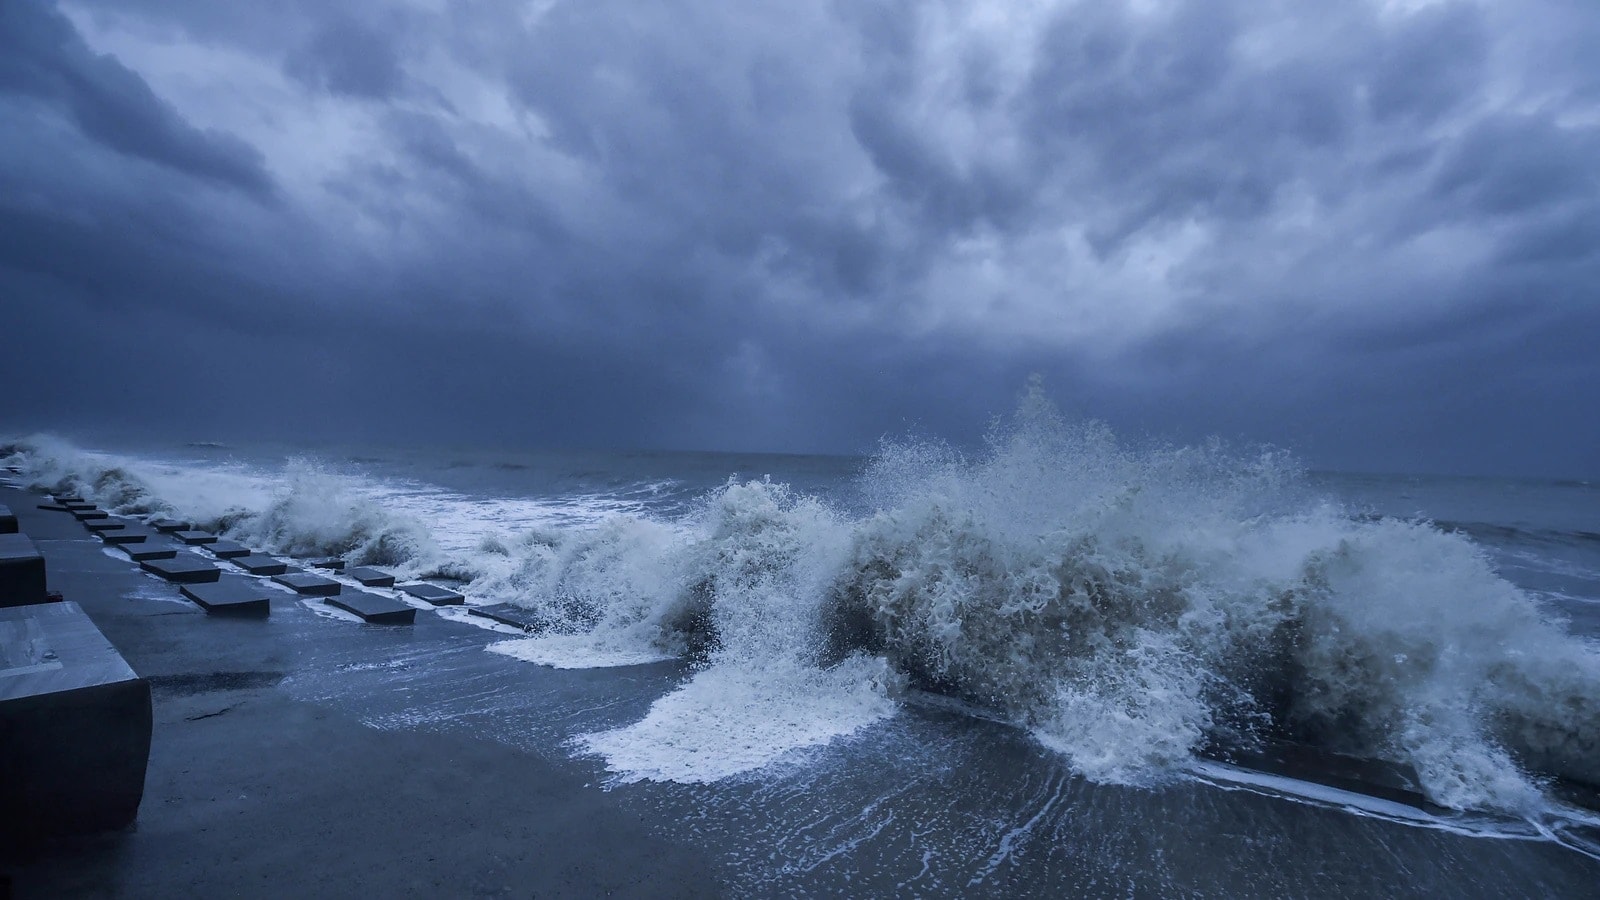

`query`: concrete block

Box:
[139,555,221,584]
[101,529,152,546]
[149,518,191,533]
[272,572,341,596]
[53,495,86,505]
[467,603,542,632]
[0,601,151,839]
[305,557,345,571]
[61,501,94,511]
[398,582,465,606]
[206,540,251,559]
[0,533,49,608]
[0,504,16,534]
[175,530,219,545]
[71,507,109,521]
[325,591,416,625]
[346,567,395,588]
[122,543,179,562]
[231,554,288,576]
[36,503,71,513]
[179,579,271,617]
[82,517,129,533]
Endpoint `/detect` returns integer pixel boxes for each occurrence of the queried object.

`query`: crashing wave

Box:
[1,436,438,570]
[6,398,1598,812]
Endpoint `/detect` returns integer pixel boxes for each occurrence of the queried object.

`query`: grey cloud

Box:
[0,2,272,196]
[1367,2,1487,123]
[285,16,403,99]
[1434,115,1600,217]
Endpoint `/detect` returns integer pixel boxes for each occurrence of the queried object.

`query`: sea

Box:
[4,402,1599,896]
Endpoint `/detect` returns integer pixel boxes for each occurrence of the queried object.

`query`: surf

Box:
[6,392,1599,820]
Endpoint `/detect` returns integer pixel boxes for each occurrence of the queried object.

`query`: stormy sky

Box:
[2,0,1597,477]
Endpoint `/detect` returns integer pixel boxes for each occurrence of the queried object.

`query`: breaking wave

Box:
[5,391,1599,813]
[454,392,1600,810]
[0,435,438,569]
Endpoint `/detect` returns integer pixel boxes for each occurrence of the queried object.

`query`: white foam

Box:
[487,634,675,669]
[124,582,194,608]
[434,605,526,635]
[1186,761,1546,840]
[301,598,364,623]
[578,656,900,784]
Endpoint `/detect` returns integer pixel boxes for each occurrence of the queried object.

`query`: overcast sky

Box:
[3,0,1597,476]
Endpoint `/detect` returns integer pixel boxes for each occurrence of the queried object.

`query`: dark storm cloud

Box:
[2,0,1598,476]
[0,2,271,195]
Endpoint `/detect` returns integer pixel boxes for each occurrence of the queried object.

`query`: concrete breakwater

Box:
[0,481,717,898]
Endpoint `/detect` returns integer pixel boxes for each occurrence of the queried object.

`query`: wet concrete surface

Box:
[0,487,719,899]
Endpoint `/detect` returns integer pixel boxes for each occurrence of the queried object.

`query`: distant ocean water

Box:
[6,399,1600,877]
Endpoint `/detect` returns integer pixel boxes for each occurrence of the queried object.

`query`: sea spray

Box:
[1,438,438,571]
[564,479,904,780]
[3,433,273,522]
[229,460,439,567]
[7,406,1599,812]
[822,395,1600,809]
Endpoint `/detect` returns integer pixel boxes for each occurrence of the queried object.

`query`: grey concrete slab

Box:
[0,601,151,839]
[101,529,153,546]
[206,540,251,559]
[149,518,191,533]
[346,566,395,588]
[179,579,271,617]
[467,603,542,632]
[53,495,85,505]
[36,503,70,513]
[398,582,465,606]
[139,555,221,584]
[82,517,130,533]
[71,507,109,521]
[122,542,179,562]
[0,533,48,608]
[231,554,288,576]
[175,530,219,545]
[0,503,15,534]
[272,572,341,596]
[305,557,345,571]
[324,590,416,625]
[61,501,94,512]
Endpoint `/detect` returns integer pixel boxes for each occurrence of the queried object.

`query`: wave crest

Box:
[8,406,1598,812]
[1,438,437,570]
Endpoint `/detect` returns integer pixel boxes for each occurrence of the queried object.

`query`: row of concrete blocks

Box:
[8,499,544,631]
[0,503,47,607]
[0,487,537,847]
[45,494,474,625]
[0,501,150,842]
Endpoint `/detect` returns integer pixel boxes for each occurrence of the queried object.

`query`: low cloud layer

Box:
[3,0,1597,476]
